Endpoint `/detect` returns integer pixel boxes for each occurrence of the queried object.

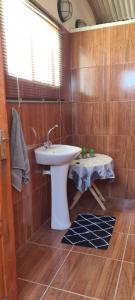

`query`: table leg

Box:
[70,184,106,211]
[70,190,82,210]
[89,186,106,211]
[92,183,106,202]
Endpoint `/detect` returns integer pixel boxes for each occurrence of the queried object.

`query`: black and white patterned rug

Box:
[61,213,116,249]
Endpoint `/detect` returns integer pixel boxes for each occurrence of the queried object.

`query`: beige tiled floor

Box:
[17,195,135,300]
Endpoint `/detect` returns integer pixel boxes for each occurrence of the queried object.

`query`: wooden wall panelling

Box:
[7,100,72,251]
[128,24,135,62]
[6,27,72,251]
[21,103,45,146]
[13,200,27,250]
[109,102,132,135]
[110,25,129,65]
[71,28,110,69]
[127,135,135,170]
[0,32,17,298]
[61,102,72,139]
[46,103,61,143]
[107,136,128,170]
[71,67,106,102]
[70,23,135,200]
[127,169,135,199]
[109,168,128,199]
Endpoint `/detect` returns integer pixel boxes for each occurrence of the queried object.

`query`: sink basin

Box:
[34,144,81,230]
[35,144,81,166]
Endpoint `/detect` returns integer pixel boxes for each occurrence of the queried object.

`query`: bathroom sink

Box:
[35,144,81,166]
[35,144,81,230]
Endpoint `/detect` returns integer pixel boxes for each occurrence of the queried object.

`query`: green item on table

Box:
[81,147,87,158]
[89,147,95,157]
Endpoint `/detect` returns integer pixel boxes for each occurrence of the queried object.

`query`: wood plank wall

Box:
[6,29,72,251]
[70,23,135,201]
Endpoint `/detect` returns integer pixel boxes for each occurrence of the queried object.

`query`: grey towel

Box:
[11,108,30,192]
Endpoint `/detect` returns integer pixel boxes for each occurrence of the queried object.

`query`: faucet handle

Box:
[44,140,52,149]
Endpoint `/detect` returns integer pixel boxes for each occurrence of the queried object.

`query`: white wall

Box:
[36,0,96,31]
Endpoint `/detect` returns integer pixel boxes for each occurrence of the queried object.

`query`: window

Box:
[1,0,62,100]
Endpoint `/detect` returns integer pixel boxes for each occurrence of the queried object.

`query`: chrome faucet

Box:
[44,124,59,148]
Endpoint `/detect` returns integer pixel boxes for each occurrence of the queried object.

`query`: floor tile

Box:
[114,212,131,233]
[93,207,131,233]
[18,279,46,300]
[30,221,71,250]
[116,262,135,300]
[102,198,135,212]
[42,287,95,299]
[70,191,97,221]
[51,252,121,300]
[17,243,69,285]
[72,232,127,260]
[124,235,135,263]
[129,214,135,234]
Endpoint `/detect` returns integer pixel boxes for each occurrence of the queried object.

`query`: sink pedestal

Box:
[51,164,71,230]
[35,144,81,230]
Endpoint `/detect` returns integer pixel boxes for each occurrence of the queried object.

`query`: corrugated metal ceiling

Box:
[88,0,135,24]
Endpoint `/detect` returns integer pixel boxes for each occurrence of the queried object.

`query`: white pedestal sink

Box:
[35,144,81,230]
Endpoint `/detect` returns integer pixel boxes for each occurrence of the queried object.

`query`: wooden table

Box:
[68,154,115,211]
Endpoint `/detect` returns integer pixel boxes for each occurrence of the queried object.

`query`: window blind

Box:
[0,0,62,101]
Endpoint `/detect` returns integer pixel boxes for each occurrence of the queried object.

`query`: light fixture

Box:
[75,19,87,28]
[57,0,73,23]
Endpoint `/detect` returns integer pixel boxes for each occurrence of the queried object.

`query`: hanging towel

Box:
[11,108,30,192]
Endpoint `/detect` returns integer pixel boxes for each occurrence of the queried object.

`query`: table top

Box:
[68,154,115,193]
[70,154,113,169]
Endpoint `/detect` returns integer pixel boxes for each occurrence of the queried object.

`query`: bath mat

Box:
[61,213,116,249]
